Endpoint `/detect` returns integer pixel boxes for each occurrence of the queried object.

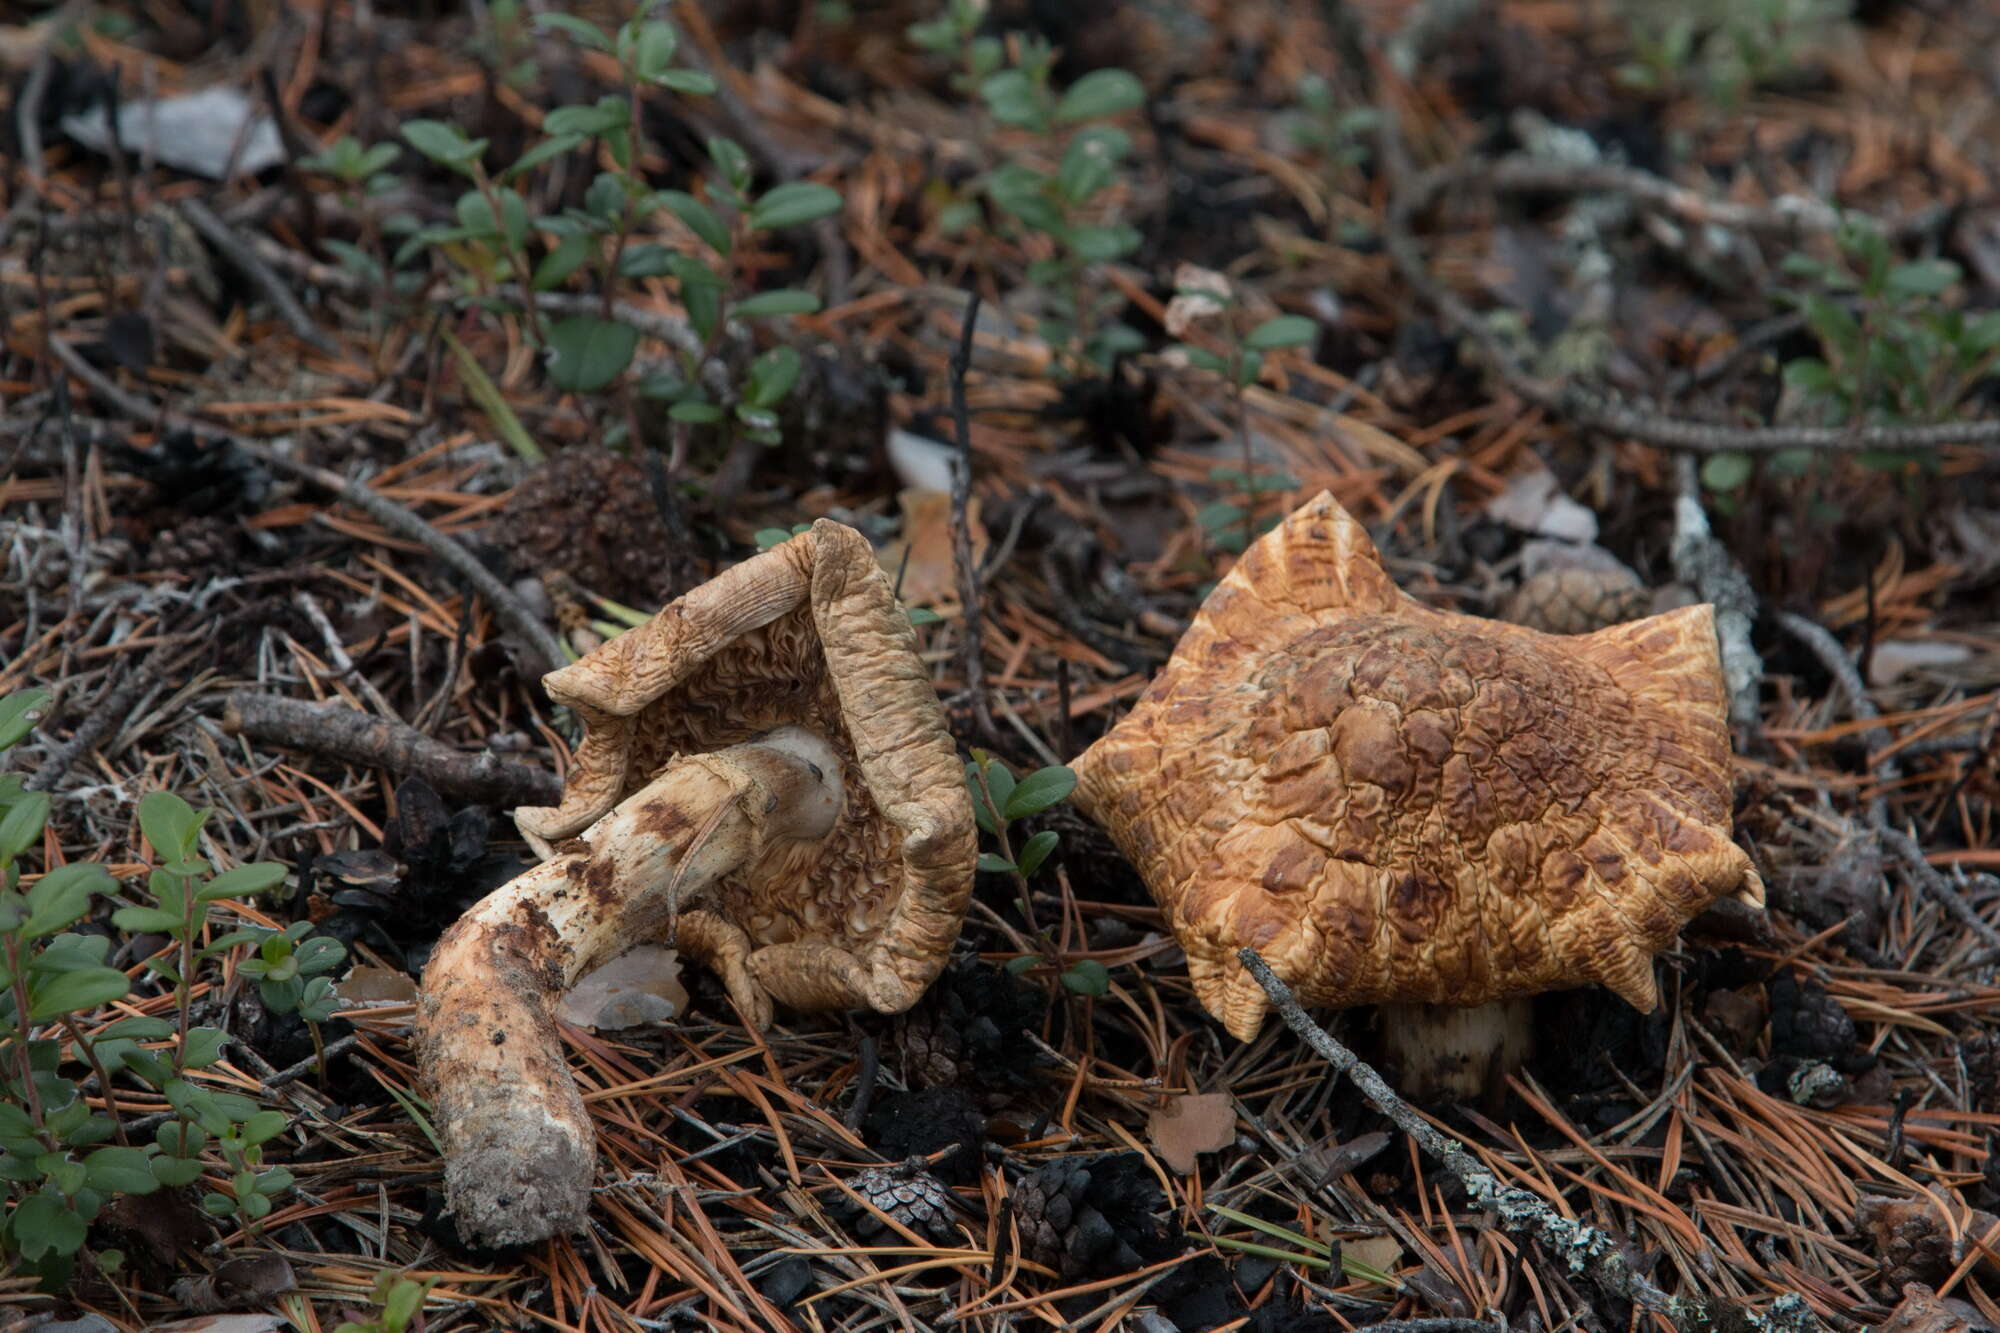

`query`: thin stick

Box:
[948,293,995,742]
[176,197,338,354]
[46,337,566,677]
[224,692,563,809]
[1236,946,1832,1333]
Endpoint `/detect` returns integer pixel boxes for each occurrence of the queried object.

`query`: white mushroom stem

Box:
[1376,998,1535,1103]
[416,727,843,1248]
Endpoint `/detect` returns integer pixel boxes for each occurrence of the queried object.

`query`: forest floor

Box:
[5,0,2000,1330]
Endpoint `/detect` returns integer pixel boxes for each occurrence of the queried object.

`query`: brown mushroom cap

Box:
[1071,492,1763,1041]
[517,519,975,1014]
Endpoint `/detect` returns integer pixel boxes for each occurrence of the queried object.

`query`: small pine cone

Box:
[894,957,1048,1091]
[850,1160,960,1243]
[1770,976,1857,1060]
[145,515,241,573]
[1502,567,1652,635]
[1009,1152,1169,1280]
[1858,1194,1954,1292]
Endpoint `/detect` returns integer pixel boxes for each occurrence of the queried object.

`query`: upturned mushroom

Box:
[1071,492,1762,1096]
[417,520,975,1247]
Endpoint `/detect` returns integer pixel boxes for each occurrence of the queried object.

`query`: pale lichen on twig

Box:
[1237,946,1836,1333]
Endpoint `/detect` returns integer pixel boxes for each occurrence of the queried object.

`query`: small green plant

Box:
[1702,221,2000,506]
[909,3,1147,371]
[1615,0,1851,105]
[1171,282,1316,553]
[0,693,323,1284]
[334,1270,434,1333]
[1291,75,1380,177]
[297,136,403,290]
[964,753,1104,995]
[384,5,838,457]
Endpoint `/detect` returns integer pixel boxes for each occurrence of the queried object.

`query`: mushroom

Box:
[416,520,975,1247]
[1071,492,1762,1097]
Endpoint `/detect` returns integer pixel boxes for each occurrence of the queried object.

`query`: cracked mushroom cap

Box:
[1071,492,1764,1041]
[517,519,974,1014]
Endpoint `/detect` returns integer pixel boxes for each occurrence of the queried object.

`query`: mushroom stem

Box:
[416,726,844,1247]
[1376,998,1535,1103]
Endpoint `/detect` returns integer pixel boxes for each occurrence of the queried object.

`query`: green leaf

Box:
[30,966,130,1021]
[23,863,112,940]
[240,1110,289,1148]
[545,317,640,394]
[97,1016,172,1040]
[735,289,822,318]
[617,244,676,278]
[906,607,942,627]
[657,68,718,96]
[585,172,628,223]
[109,905,179,934]
[11,1192,85,1260]
[151,1157,204,1187]
[1803,294,1863,364]
[1700,452,1755,493]
[966,759,1015,833]
[632,18,679,79]
[1178,346,1227,374]
[706,136,753,195]
[1885,259,1960,300]
[1016,829,1059,879]
[498,133,585,183]
[987,164,1061,232]
[1054,68,1144,124]
[137,791,200,863]
[1244,315,1318,350]
[196,862,288,904]
[546,96,630,140]
[666,253,725,341]
[754,528,795,550]
[181,1027,229,1069]
[981,69,1044,129]
[976,853,1018,875]
[401,120,486,172]
[0,689,50,751]
[1004,954,1043,975]
[658,190,731,255]
[746,345,804,410]
[668,400,725,424]
[1003,766,1077,820]
[385,1279,427,1328]
[201,1192,237,1217]
[441,330,544,465]
[1064,223,1139,262]
[1056,126,1130,204]
[749,182,843,231]
[532,232,593,291]
[84,1146,160,1195]
[534,12,610,49]
[0,790,48,863]
[1060,958,1110,996]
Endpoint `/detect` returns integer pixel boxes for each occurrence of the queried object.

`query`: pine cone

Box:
[895,957,1048,1091]
[1502,567,1651,635]
[850,1160,960,1243]
[145,515,242,573]
[1859,1194,1954,1293]
[1010,1152,1171,1279]
[1770,976,1857,1060]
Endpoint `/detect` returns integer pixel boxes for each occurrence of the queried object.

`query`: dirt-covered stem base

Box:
[416,727,842,1248]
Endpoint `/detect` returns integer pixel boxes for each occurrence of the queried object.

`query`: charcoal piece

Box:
[863,1088,984,1184]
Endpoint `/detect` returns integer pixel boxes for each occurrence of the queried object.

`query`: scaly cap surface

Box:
[1072,492,1762,1040]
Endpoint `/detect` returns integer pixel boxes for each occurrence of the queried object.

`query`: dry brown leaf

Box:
[556,945,688,1031]
[1146,1092,1236,1174]
[1345,1235,1405,1275]
[335,965,419,1005]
